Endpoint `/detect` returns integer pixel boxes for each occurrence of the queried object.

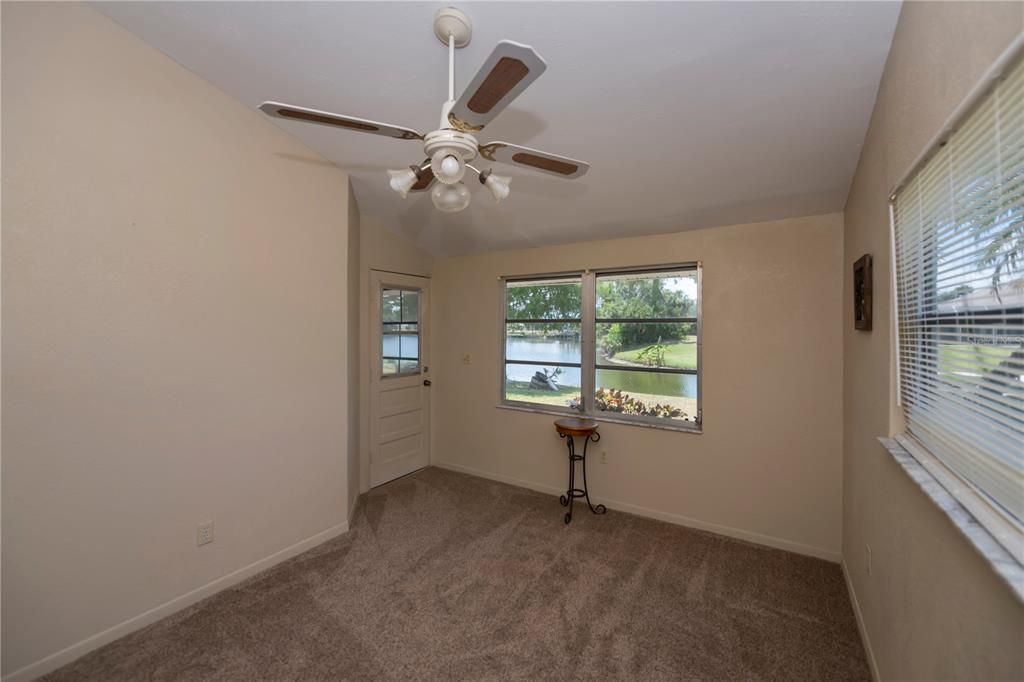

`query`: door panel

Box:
[370,271,430,487]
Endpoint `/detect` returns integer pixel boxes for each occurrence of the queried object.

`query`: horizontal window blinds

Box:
[892,55,1024,525]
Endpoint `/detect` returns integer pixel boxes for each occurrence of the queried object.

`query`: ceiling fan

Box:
[259,7,590,213]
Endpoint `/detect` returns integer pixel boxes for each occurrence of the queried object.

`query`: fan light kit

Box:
[259,7,589,213]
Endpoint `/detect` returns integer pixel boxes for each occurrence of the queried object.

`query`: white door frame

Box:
[368,270,431,487]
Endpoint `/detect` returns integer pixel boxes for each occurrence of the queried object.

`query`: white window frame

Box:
[499,263,703,433]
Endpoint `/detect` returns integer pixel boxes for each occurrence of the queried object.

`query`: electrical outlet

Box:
[600,450,608,465]
[865,543,872,575]
[198,520,214,547]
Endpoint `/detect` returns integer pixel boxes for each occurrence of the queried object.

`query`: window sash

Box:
[500,265,702,429]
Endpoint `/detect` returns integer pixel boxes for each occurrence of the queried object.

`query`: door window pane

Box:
[382,288,420,376]
[401,290,419,322]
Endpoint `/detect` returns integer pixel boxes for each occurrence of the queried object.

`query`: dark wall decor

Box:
[853,254,872,331]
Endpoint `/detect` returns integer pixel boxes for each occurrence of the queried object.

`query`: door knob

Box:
[423,379,432,386]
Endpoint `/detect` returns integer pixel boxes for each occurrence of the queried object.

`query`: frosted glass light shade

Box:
[431,181,471,212]
[387,168,419,198]
[484,173,512,202]
[431,149,466,185]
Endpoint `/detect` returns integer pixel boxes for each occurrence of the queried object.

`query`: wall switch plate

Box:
[462,353,472,365]
[601,450,608,465]
[198,520,214,547]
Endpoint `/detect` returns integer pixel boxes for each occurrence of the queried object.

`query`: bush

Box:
[635,342,666,367]
[592,388,687,419]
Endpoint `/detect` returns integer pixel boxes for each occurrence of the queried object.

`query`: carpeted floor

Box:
[44,467,869,680]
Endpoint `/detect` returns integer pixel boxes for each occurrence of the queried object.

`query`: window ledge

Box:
[878,436,1024,602]
[497,403,702,434]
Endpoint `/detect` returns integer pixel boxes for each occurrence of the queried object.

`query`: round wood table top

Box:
[553,417,599,437]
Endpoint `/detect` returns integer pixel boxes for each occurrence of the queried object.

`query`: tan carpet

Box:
[44,467,869,680]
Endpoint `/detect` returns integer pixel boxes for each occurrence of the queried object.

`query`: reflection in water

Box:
[505,337,696,397]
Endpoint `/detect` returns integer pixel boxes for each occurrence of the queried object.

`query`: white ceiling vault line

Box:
[95,1,901,256]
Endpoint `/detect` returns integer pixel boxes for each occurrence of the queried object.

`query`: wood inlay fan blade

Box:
[478,142,589,179]
[447,41,547,133]
[259,102,422,141]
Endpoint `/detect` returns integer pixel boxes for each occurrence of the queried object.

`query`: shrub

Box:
[635,342,666,367]
[592,388,687,419]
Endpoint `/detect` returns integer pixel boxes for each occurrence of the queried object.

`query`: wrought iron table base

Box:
[558,430,607,524]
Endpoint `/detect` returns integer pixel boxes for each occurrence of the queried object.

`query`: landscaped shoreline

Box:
[504,380,696,421]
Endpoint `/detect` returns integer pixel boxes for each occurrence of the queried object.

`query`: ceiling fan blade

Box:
[478,142,589,179]
[409,164,435,192]
[447,41,547,133]
[259,102,423,141]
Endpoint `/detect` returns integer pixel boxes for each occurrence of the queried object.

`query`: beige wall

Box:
[432,214,844,558]
[357,216,433,492]
[2,3,353,677]
[842,2,1024,679]
[347,184,361,517]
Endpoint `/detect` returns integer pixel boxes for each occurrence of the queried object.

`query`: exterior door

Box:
[370,271,430,487]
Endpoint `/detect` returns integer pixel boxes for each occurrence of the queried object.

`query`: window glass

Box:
[506,278,581,320]
[503,278,582,410]
[382,288,420,376]
[595,269,699,424]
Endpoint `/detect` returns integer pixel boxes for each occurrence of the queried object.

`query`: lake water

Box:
[505,337,697,398]
[383,335,697,399]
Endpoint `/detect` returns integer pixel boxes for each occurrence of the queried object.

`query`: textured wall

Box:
[348,183,362,516]
[842,2,1024,679]
[2,3,353,675]
[432,214,844,559]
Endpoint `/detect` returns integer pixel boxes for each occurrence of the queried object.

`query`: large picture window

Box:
[502,265,701,430]
[891,55,1023,527]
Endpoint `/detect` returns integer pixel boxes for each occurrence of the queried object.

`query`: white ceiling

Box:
[96,1,901,256]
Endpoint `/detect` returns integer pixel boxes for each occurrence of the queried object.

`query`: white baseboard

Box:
[433,461,841,562]
[842,559,880,681]
[3,521,349,682]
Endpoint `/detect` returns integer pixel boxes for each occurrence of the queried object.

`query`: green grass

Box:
[608,337,697,370]
[937,343,1017,378]
[504,381,580,407]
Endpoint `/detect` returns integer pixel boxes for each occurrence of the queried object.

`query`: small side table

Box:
[554,418,607,524]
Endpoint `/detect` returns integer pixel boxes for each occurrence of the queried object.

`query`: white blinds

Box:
[892,56,1024,526]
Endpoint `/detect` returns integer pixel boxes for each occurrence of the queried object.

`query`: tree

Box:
[506,282,581,320]
[596,276,694,354]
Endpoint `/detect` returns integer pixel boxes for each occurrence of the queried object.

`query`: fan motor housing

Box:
[424,129,478,162]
